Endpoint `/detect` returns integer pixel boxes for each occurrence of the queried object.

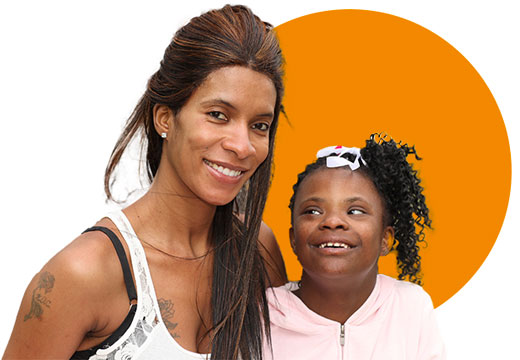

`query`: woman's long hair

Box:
[104,5,284,359]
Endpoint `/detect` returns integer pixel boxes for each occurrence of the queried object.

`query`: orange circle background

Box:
[265,10,511,308]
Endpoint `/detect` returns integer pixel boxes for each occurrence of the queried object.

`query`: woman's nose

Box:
[319,212,349,230]
[222,123,255,159]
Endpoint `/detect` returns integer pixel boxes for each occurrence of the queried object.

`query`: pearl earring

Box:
[161,132,167,139]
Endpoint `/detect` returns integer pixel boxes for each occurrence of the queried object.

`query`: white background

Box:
[1,0,518,358]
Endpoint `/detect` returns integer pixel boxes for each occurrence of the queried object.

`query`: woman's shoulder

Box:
[235,213,288,286]
[53,217,126,282]
[257,221,288,286]
[34,215,133,313]
[3,217,130,358]
[38,217,131,315]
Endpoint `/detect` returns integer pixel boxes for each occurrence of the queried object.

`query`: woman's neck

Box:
[294,270,378,324]
[124,174,217,258]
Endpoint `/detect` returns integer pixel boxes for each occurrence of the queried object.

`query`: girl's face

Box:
[290,167,393,281]
[158,66,277,206]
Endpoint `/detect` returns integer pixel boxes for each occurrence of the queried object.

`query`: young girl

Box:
[265,134,446,359]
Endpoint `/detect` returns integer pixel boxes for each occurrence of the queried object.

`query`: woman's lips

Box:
[203,159,245,177]
[204,159,247,184]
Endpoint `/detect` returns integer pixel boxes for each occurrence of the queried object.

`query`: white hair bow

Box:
[316,145,367,170]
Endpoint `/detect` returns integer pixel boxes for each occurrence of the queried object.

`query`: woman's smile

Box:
[159,66,277,206]
[203,159,246,183]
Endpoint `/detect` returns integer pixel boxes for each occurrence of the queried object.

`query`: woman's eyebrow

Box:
[201,98,237,109]
[256,111,275,119]
[201,98,274,118]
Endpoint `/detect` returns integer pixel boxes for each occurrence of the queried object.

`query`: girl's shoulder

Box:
[377,274,434,313]
[376,275,446,358]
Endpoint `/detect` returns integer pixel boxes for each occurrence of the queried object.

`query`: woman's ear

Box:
[289,228,297,254]
[153,104,174,140]
[380,226,395,256]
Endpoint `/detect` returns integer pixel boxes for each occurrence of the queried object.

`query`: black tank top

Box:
[71,226,137,359]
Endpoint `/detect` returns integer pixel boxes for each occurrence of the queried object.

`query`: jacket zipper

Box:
[340,324,345,359]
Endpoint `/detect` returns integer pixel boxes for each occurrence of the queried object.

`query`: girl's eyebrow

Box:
[301,195,370,204]
[344,196,368,204]
[301,196,369,205]
[300,196,324,205]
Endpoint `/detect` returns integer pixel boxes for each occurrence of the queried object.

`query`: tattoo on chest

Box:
[24,271,55,321]
[158,298,180,338]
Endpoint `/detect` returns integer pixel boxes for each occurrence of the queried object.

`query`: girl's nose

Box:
[319,212,349,230]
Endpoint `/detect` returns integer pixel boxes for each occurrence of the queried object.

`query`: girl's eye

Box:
[208,111,228,121]
[251,122,270,132]
[348,209,365,215]
[303,209,321,215]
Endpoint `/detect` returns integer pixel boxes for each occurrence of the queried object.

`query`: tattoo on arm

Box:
[158,298,180,338]
[24,271,55,322]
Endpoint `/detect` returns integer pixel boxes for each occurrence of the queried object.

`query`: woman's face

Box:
[160,66,277,206]
[290,167,393,281]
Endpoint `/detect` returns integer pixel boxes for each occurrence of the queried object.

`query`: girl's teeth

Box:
[318,242,349,249]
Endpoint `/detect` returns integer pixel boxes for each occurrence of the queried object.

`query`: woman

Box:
[265,135,445,359]
[4,5,286,360]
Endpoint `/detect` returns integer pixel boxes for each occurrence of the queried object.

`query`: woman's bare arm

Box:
[258,221,288,287]
[3,231,129,359]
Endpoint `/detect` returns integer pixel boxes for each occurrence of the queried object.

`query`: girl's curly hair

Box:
[288,133,431,284]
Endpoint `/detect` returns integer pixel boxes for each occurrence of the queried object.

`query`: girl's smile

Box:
[290,167,393,280]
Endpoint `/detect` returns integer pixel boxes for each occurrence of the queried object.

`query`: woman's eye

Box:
[208,111,228,121]
[251,122,270,132]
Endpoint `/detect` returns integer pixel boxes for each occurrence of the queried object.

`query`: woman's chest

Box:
[148,257,213,353]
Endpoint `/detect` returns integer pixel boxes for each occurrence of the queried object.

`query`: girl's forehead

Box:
[302,167,360,186]
[296,167,379,203]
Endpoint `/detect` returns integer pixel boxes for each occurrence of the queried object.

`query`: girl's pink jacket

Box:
[265,274,446,360]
